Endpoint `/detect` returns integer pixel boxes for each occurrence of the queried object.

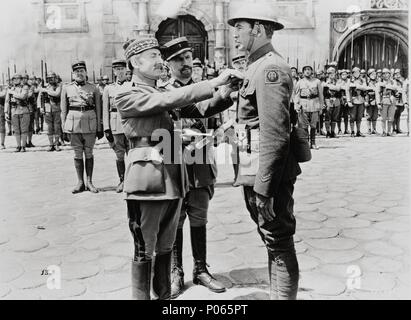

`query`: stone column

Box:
[214,0,227,71]
[132,0,149,36]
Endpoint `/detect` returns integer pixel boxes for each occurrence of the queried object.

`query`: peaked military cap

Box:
[124,36,159,60]
[112,59,127,68]
[227,2,284,30]
[232,54,246,63]
[161,37,192,62]
[72,61,87,71]
[376,69,382,73]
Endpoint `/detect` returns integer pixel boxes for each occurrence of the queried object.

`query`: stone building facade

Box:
[0,0,408,82]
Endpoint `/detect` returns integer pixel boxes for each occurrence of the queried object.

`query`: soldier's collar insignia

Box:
[265,69,279,84]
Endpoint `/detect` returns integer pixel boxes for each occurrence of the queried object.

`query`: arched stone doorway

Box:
[330,10,408,76]
[155,15,208,63]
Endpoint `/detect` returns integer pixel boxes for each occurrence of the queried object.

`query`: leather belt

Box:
[300,95,319,99]
[69,106,95,112]
[110,108,118,112]
[129,137,158,148]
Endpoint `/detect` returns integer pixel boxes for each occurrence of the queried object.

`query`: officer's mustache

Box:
[154,63,164,70]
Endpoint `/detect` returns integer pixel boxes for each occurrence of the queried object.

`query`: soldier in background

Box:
[360,69,368,83]
[61,61,103,193]
[161,36,236,298]
[23,74,36,148]
[35,77,44,133]
[0,85,6,149]
[38,72,62,152]
[192,58,204,83]
[29,76,41,135]
[376,69,383,82]
[347,67,367,137]
[365,69,379,134]
[337,69,350,135]
[323,66,341,138]
[376,68,397,136]
[393,69,407,134]
[295,65,324,149]
[126,69,132,82]
[4,74,30,152]
[102,59,129,193]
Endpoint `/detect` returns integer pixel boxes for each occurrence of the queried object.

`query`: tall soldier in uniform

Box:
[365,69,379,134]
[323,66,341,138]
[393,69,406,134]
[0,85,7,149]
[337,69,350,135]
[61,61,103,193]
[115,36,242,300]
[38,72,62,151]
[228,3,302,299]
[294,65,324,149]
[347,67,367,137]
[30,76,41,135]
[102,59,129,193]
[24,74,36,148]
[160,37,236,298]
[377,68,397,136]
[5,74,30,152]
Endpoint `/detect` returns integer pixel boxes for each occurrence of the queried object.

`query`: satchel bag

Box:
[290,126,312,163]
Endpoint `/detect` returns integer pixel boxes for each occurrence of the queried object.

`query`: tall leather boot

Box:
[191,226,226,293]
[170,228,184,299]
[268,239,299,300]
[153,252,172,300]
[116,160,125,193]
[72,159,86,194]
[85,157,98,193]
[310,128,319,150]
[131,260,151,300]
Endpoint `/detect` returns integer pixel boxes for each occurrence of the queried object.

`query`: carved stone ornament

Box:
[370,0,408,9]
[333,18,348,33]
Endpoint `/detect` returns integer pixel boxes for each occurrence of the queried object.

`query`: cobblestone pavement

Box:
[0,120,410,300]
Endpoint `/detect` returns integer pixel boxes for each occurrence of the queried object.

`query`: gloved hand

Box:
[97,131,104,140]
[104,129,114,143]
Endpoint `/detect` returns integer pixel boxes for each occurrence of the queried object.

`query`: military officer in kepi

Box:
[159,36,239,299]
[228,2,302,300]
[103,59,130,193]
[61,61,104,194]
[115,36,243,300]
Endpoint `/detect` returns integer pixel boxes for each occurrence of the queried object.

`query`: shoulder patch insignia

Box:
[265,69,280,84]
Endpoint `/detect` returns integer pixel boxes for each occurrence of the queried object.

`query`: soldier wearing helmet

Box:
[364,68,379,134]
[336,69,351,135]
[4,74,30,152]
[347,67,367,137]
[38,72,63,151]
[228,2,302,300]
[323,66,342,138]
[376,68,397,136]
[0,84,7,149]
[294,65,324,149]
[393,68,407,134]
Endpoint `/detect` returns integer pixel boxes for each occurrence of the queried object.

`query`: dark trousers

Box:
[127,199,182,261]
[393,105,405,131]
[243,178,299,299]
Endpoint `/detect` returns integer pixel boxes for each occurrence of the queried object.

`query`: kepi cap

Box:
[161,37,192,62]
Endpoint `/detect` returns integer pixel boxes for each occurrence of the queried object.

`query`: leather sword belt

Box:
[69,106,95,112]
[129,136,159,148]
[300,94,319,99]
